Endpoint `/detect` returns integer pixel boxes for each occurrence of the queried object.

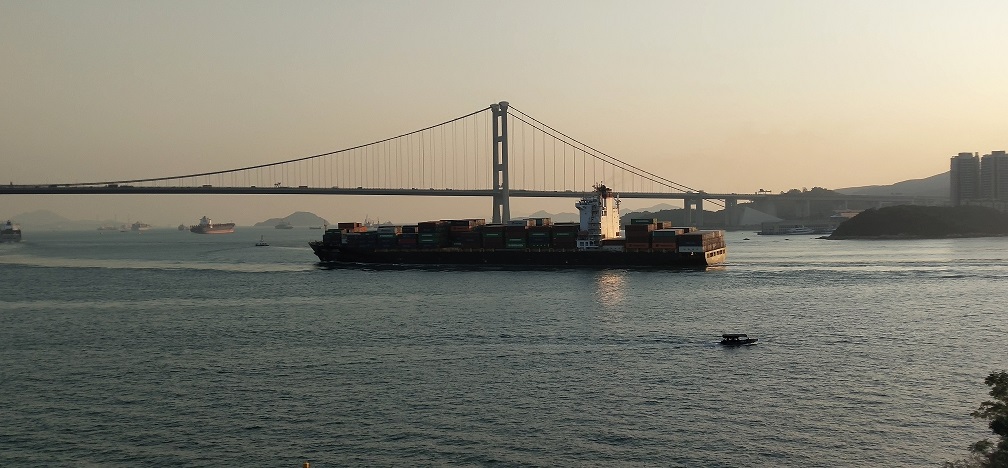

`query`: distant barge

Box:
[310,185,726,268]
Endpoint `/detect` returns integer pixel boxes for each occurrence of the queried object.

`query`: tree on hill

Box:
[945,371,1008,468]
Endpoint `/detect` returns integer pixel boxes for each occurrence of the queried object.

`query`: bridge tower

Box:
[491,101,510,223]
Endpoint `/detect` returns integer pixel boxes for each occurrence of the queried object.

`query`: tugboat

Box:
[719,333,758,346]
[1,220,22,242]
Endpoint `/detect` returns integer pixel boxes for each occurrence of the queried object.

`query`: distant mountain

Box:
[835,172,948,198]
[519,203,674,224]
[523,210,579,223]
[7,210,106,230]
[636,202,677,212]
[254,211,329,227]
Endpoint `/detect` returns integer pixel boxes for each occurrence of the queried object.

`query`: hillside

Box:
[524,210,579,223]
[828,205,1008,239]
[835,172,948,198]
[5,210,111,230]
[254,211,328,227]
[619,208,716,227]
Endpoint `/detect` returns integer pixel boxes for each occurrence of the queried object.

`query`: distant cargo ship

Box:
[309,185,726,268]
[275,220,294,229]
[190,216,235,234]
[131,221,151,231]
[1,220,22,242]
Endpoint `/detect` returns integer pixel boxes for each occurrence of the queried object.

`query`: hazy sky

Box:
[3,0,1007,226]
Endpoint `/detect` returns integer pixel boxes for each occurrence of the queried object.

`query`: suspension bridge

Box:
[1,101,941,225]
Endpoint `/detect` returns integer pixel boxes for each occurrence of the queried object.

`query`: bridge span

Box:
[0,183,945,227]
[2,100,947,226]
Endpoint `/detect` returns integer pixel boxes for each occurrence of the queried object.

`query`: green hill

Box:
[828,205,1008,239]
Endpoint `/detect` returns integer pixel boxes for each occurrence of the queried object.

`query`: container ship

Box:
[1,220,22,242]
[309,185,726,268]
[189,216,235,234]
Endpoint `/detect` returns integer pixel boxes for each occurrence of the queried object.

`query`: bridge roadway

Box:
[0,184,945,204]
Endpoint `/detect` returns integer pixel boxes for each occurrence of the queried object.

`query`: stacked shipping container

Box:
[552,222,579,249]
[624,218,657,249]
[418,221,450,248]
[481,224,506,249]
[624,219,699,250]
[505,219,530,249]
[325,217,717,254]
[677,230,726,253]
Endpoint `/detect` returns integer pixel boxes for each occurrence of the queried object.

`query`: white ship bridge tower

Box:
[575,184,621,249]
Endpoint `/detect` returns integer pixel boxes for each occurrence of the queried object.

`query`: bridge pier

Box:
[684,197,705,227]
[695,197,704,227]
[724,197,737,228]
[490,101,510,223]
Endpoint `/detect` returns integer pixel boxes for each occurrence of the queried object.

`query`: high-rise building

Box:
[980,150,1008,200]
[950,152,979,206]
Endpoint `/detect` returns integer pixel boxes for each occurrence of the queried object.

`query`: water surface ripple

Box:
[1,230,1005,466]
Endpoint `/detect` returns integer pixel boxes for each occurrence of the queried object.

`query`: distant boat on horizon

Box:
[1,220,22,242]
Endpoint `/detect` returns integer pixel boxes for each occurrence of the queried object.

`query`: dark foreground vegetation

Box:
[945,371,1008,468]
[828,205,1008,239]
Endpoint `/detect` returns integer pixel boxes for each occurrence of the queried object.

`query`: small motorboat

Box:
[720,333,758,346]
[255,235,269,247]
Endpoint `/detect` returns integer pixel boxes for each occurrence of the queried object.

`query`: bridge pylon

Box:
[491,101,510,224]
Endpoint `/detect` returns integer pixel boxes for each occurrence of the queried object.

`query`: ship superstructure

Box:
[575,184,622,249]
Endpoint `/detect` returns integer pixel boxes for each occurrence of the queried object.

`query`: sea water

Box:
[1,228,1006,467]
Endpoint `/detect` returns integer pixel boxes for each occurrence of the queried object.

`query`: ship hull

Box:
[310,242,725,268]
[190,224,235,234]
